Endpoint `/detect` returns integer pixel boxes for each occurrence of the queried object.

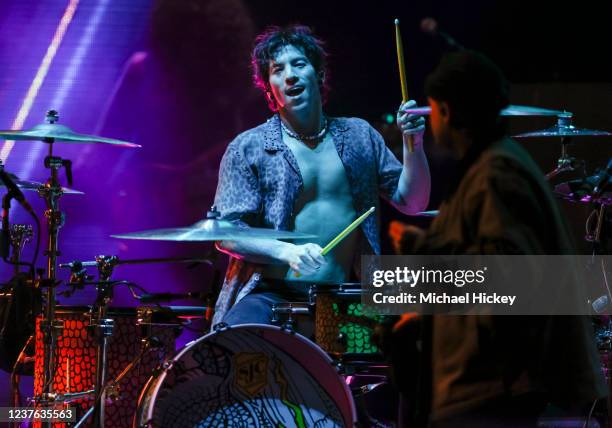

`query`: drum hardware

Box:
[9,224,33,273]
[586,205,609,244]
[136,306,205,338]
[10,334,35,417]
[72,334,167,428]
[545,140,586,181]
[60,255,215,287]
[271,302,312,329]
[1,166,41,274]
[32,305,176,428]
[60,255,214,270]
[73,278,127,427]
[32,111,78,416]
[351,381,387,397]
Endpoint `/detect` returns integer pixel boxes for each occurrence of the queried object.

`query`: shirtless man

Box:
[212,25,430,326]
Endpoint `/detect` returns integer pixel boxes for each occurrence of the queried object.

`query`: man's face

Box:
[428,97,451,149]
[268,45,321,114]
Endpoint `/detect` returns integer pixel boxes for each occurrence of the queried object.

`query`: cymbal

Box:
[400,105,566,117]
[514,125,612,138]
[0,123,140,147]
[111,218,317,242]
[415,210,439,217]
[1,172,83,194]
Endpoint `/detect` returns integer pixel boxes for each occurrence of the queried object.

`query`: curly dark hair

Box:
[251,25,329,111]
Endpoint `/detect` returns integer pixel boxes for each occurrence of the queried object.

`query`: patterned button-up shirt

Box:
[212,114,403,325]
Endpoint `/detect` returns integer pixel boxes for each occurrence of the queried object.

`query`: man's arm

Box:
[392,100,431,214]
[216,239,325,275]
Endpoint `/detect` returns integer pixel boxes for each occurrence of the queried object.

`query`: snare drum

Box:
[311,284,386,356]
[34,306,178,428]
[134,323,357,427]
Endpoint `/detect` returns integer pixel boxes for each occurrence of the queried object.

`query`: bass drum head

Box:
[135,324,356,427]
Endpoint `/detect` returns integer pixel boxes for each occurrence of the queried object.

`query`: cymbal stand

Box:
[545,136,585,181]
[35,110,73,426]
[75,258,119,427]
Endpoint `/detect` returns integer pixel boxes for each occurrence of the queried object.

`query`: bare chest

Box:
[284,134,351,197]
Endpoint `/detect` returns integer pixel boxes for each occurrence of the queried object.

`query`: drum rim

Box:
[309,283,362,295]
[137,322,357,427]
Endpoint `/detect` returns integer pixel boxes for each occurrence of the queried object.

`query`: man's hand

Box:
[397,100,426,149]
[389,220,426,254]
[280,243,327,275]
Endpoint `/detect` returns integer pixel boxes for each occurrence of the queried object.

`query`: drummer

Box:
[212,25,430,327]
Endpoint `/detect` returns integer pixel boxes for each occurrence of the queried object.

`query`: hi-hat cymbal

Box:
[112,218,317,242]
[1,172,83,194]
[0,123,140,147]
[400,105,566,117]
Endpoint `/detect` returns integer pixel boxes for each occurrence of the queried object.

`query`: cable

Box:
[583,398,598,428]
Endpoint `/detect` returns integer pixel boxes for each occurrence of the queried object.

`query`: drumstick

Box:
[293,207,375,277]
[394,18,414,153]
[321,206,375,255]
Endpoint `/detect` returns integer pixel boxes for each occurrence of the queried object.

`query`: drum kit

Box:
[1,104,612,427]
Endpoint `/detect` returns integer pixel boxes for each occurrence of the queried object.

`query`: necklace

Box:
[280,117,328,141]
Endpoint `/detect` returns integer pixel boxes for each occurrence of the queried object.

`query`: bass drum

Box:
[134,324,357,428]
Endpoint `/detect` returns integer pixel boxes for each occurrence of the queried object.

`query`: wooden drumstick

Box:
[293,207,376,277]
[395,18,414,152]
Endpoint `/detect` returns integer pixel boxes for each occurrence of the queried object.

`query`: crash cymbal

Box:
[112,219,317,242]
[0,123,140,147]
[400,105,566,117]
[1,172,83,194]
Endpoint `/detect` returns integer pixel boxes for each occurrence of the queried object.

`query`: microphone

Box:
[420,17,465,50]
[0,167,34,215]
[593,157,612,196]
[138,291,208,303]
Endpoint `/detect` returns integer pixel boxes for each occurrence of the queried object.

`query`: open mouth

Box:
[286,86,305,97]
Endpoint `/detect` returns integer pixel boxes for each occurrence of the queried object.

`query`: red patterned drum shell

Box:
[134,323,357,428]
[34,306,176,428]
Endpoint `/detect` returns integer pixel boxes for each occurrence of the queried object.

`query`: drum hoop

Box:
[52,305,137,316]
